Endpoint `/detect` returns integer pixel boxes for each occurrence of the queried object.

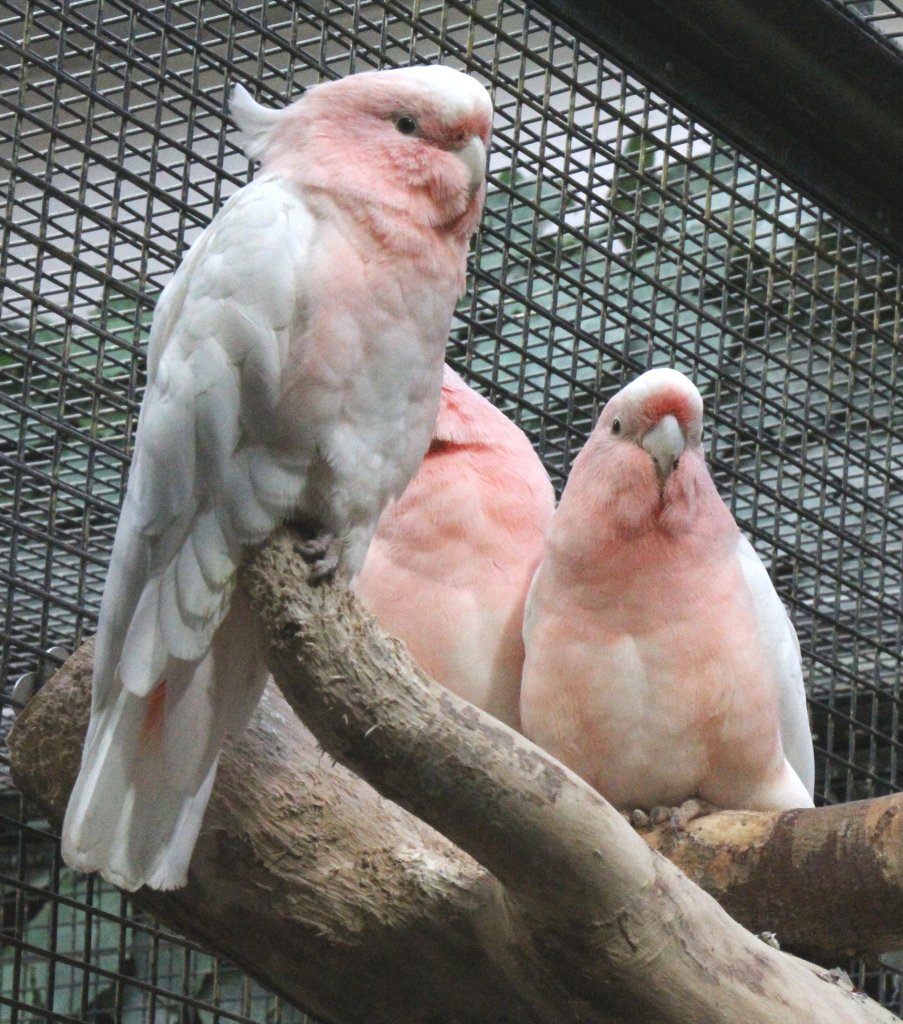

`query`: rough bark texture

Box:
[8,640,532,1024]
[641,797,903,958]
[7,527,901,1023]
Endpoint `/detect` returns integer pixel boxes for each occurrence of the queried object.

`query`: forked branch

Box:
[8,527,901,1024]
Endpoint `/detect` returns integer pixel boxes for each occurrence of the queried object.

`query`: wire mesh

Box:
[831,0,903,52]
[1,0,901,1020]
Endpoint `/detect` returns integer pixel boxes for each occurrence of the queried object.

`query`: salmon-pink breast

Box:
[62,66,494,892]
[521,367,814,814]
[356,366,555,729]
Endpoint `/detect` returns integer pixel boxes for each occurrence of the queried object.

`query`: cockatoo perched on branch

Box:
[520,368,815,815]
[355,366,555,728]
[62,66,493,891]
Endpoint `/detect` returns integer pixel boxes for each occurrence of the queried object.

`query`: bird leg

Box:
[292,530,340,582]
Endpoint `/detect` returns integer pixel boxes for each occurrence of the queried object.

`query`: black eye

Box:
[611,417,621,436]
[395,115,418,135]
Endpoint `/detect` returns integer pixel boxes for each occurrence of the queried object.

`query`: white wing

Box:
[63,176,318,889]
[96,176,316,702]
[735,533,815,797]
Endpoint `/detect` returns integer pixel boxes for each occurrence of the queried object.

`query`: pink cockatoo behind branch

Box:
[521,367,815,814]
[62,65,493,892]
[355,366,556,728]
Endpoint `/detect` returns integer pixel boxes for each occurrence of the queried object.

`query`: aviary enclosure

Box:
[1,1,902,1021]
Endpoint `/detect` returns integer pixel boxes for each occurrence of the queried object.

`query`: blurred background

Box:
[2,1,901,1020]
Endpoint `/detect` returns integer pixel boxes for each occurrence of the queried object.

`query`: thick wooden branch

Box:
[642,797,903,958]
[8,640,535,1024]
[238,528,897,1023]
[8,526,901,1023]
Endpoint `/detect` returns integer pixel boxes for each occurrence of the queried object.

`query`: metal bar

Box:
[532,0,903,259]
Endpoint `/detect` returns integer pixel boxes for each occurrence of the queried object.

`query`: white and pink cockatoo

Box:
[61,66,493,891]
[520,367,815,815]
[354,366,555,728]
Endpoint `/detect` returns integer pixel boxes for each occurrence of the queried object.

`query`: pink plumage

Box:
[355,366,555,728]
[520,367,814,813]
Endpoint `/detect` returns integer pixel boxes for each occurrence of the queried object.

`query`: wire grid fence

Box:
[1,0,901,1020]
[833,0,903,51]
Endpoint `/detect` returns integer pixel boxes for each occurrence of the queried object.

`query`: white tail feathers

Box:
[62,593,268,891]
[62,684,218,892]
[62,685,214,891]
[229,83,285,162]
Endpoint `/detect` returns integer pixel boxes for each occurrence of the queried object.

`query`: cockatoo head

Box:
[558,367,714,539]
[230,65,492,239]
[596,368,704,491]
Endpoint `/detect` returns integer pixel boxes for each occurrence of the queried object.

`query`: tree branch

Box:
[8,527,901,1023]
[236,528,898,1023]
[8,640,539,1024]
[641,796,903,958]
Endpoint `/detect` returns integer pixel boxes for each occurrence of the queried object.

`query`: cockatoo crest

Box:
[229,83,285,161]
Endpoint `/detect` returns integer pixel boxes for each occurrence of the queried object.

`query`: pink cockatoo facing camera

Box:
[355,366,556,729]
[61,65,493,892]
[520,367,815,815]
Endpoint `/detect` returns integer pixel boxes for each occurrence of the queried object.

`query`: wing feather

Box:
[118,579,168,693]
[99,177,315,701]
[735,534,815,796]
[190,504,240,587]
[64,177,318,888]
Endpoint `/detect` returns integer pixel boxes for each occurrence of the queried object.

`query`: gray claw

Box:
[649,798,716,830]
[294,532,340,582]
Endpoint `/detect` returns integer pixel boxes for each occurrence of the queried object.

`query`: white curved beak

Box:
[642,414,685,486]
[453,135,487,197]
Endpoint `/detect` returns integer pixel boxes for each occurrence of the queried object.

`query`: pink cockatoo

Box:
[520,367,815,814]
[354,366,555,728]
[62,66,493,891]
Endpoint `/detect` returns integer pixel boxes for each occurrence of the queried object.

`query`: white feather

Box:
[118,580,167,695]
[158,559,210,660]
[63,594,268,891]
[229,83,285,162]
[735,534,815,796]
[190,505,239,588]
[174,533,217,621]
[64,178,316,888]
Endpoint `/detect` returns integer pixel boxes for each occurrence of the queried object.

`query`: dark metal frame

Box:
[534,0,903,259]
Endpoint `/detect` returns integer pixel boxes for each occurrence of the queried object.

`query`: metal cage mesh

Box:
[2,1,902,1020]
[832,0,903,51]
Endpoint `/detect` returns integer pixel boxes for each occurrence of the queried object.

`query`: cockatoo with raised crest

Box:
[62,65,493,891]
[520,368,815,815]
[355,366,555,728]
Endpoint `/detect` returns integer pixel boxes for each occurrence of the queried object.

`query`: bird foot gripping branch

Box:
[292,531,340,582]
